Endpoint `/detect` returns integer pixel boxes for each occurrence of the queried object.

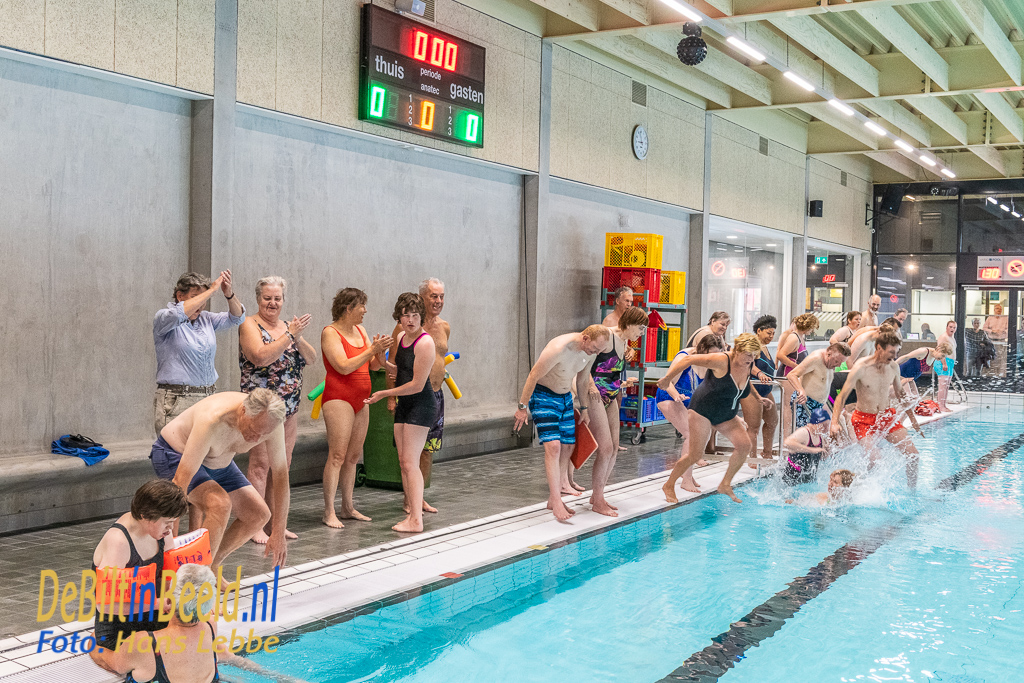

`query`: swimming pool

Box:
[238,413,1024,682]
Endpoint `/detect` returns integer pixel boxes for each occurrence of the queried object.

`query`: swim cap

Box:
[809,407,831,424]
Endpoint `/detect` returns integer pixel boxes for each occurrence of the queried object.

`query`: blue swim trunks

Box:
[792,393,825,428]
[150,435,251,493]
[529,385,576,444]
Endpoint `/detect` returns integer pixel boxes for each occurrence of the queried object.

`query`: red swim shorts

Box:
[851,409,904,440]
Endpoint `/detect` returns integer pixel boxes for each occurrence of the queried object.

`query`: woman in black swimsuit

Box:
[366,293,437,534]
[657,333,773,504]
[742,315,779,464]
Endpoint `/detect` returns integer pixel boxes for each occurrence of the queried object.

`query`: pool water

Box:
[240,413,1024,683]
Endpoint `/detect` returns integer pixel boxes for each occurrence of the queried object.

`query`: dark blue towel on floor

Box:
[52,435,109,466]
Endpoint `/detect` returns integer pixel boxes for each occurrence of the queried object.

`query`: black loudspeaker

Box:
[878,184,908,216]
[808,200,823,217]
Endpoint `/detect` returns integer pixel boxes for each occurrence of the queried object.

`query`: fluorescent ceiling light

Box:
[766,243,777,247]
[987,197,998,204]
[726,235,738,239]
[828,99,855,116]
[658,0,701,22]
[864,120,887,136]
[894,139,914,153]
[1000,204,1010,211]
[1013,212,1021,218]
[919,154,936,166]
[726,36,765,62]
[784,71,815,91]
[940,168,955,178]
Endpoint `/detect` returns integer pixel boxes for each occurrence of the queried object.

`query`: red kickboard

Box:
[571,410,598,469]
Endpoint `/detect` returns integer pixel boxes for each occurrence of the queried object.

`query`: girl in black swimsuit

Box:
[743,315,779,465]
[657,333,774,504]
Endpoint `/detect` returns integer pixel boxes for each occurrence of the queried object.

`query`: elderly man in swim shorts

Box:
[152,388,291,567]
[831,330,923,488]
[513,325,610,521]
[785,342,851,428]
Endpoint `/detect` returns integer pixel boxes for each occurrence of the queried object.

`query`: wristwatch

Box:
[517,402,527,411]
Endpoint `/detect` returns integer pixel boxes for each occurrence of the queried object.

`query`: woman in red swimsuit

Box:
[321,288,392,528]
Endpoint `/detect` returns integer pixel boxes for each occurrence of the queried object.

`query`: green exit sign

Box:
[815,256,828,264]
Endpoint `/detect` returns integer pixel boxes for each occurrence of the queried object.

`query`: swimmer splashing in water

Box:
[786,469,856,506]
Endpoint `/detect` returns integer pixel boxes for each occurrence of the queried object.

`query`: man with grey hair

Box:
[151,388,291,567]
[154,270,245,433]
[388,277,450,514]
[862,294,882,328]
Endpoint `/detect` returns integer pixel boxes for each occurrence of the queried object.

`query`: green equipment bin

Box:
[363,369,432,490]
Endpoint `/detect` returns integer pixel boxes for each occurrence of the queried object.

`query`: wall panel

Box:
[808,158,872,250]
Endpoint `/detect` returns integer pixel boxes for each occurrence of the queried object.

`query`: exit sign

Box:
[815,256,828,265]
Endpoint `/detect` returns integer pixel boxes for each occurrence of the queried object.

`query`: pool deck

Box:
[0,403,973,682]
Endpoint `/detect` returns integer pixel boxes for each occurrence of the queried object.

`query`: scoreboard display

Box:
[359,4,486,147]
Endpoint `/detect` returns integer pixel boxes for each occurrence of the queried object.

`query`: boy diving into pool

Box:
[830,330,923,488]
[786,469,856,505]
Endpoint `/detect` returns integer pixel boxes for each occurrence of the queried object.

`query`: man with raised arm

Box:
[513,325,610,521]
[830,330,923,488]
[786,342,851,428]
[151,388,291,568]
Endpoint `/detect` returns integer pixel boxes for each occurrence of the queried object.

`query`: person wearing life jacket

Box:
[90,480,188,673]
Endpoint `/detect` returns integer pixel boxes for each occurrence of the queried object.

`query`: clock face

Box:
[632,125,648,160]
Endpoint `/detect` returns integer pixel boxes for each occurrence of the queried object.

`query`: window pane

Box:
[875,255,956,339]
[707,238,785,344]
[875,195,957,254]
[961,195,1024,254]
[805,250,854,340]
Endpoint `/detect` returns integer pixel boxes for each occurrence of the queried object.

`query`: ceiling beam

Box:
[861,99,931,146]
[857,7,949,91]
[584,35,733,107]
[638,30,773,104]
[864,151,925,180]
[531,0,602,31]
[717,0,941,24]
[967,144,1007,176]
[947,0,1021,86]
[766,15,880,95]
[975,92,1024,142]
[908,96,969,145]
[799,103,880,150]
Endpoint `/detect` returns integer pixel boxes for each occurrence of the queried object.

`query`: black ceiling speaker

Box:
[677,23,707,66]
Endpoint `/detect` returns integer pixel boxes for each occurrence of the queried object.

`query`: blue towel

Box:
[52,435,109,466]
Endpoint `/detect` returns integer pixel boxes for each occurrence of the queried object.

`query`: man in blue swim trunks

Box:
[513,325,610,521]
[786,342,851,430]
[153,388,291,568]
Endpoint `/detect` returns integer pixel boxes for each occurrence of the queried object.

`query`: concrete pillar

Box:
[686,112,714,339]
[189,0,238,388]
[791,157,811,321]
[523,40,552,364]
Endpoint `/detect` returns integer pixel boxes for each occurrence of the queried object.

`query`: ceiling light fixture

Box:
[864,120,887,136]
[1000,204,1010,211]
[1013,212,1021,218]
[894,139,914,153]
[726,36,765,62]
[658,0,702,22]
[987,197,998,204]
[827,99,855,116]
[726,235,738,239]
[919,155,936,166]
[940,168,956,178]
[784,71,815,91]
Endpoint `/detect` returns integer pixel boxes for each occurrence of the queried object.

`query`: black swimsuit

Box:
[393,332,438,427]
[124,621,220,683]
[94,523,165,650]
[689,355,752,426]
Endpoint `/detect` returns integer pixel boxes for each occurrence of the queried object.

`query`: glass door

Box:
[962,289,1011,379]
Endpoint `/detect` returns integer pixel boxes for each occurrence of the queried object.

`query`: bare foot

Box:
[285,529,298,540]
[589,496,618,510]
[322,513,345,529]
[591,499,619,517]
[422,501,438,513]
[680,475,701,493]
[340,508,372,522]
[569,479,586,492]
[663,481,679,504]
[618,445,627,451]
[560,481,583,496]
[392,517,423,533]
[697,459,710,467]
[546,499,575,521]
[250,530,270,544]
[717,483,742,503]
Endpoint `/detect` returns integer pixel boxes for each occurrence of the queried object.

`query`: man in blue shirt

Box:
[154,271,245,433]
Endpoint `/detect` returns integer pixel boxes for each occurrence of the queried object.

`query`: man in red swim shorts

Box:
[831,330,923,487]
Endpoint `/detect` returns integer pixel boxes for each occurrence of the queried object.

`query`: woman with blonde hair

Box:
[657,333,773,504]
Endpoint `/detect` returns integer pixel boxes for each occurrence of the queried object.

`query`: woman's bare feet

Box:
[285,529,298,540]
[680,473,701,493]
[251,530,270,544]
[662,481,679,504]
[392,517,423,533]
[340,508,372,522]
[590,499,619,517]
[322,512,345,529]
[697,459,710,467]
[717,483,742,503]
[546,498,575,521]
[404,501,438,514]
[589,496,618,511]
[569,478,586,492]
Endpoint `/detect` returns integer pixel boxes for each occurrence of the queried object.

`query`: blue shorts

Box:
[529,385,575,444]
[150,435,251,494]
[792,393,824,428]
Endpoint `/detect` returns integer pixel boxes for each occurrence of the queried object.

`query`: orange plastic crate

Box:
[605,233,664,270]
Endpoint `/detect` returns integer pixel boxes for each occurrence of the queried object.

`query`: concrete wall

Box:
[231,109,526,435]
[807,157,872,251]
[0,55,192,455]
[0,0,215,93]
[236,0,541,172]
[546,178,691,336]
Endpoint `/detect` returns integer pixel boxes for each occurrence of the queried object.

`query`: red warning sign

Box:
[890,294,898,303]
[1008,259,1024,277]
[711,260,725,277]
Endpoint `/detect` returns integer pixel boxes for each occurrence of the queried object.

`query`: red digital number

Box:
[822,274,836,283]
[731,268,747,278]
[979,267,1002,280]
[411,30,458,71]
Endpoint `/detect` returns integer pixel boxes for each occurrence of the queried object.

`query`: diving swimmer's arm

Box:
[656,352,701,401]
[893,374,924,436]
[264,424,290,567]
[895,347,928,366]
[171,422,216,494]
